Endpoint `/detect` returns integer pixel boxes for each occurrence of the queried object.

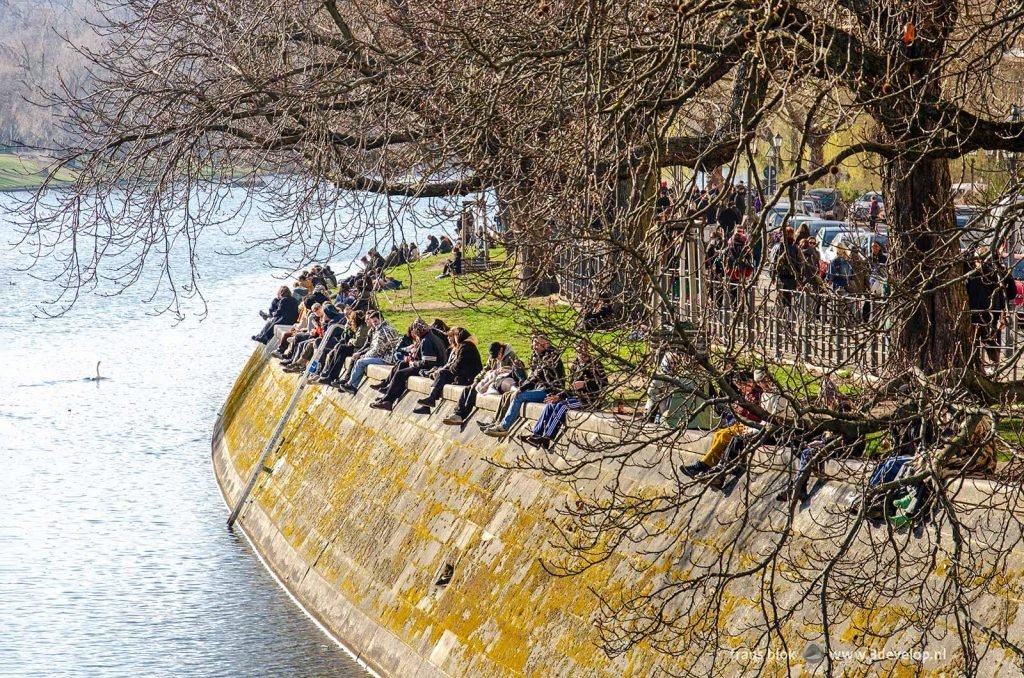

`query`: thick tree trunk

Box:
[884,152,971,373]
[499,185,559,297]
[877,1,970,374]
[807,130,828,171]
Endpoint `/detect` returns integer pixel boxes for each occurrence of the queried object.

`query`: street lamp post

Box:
[747,138,758,222]
[773,132,783,196]
[1010,105,1020,178]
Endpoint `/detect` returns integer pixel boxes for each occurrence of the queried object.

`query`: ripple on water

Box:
[0,194,367,678]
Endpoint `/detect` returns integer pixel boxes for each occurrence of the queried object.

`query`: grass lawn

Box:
[0,154,74,191]
[376,250,563,357]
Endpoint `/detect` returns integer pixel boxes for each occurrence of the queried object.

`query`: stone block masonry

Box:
[213,346,1024,677]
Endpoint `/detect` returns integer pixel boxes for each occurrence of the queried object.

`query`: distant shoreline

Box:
[0,153,74,192]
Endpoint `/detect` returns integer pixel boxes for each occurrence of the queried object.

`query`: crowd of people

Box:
[248,229,1006,530]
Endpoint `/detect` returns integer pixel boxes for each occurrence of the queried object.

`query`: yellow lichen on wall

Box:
[214,350,1024,678]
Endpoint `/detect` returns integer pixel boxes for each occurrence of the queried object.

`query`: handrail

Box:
[227,322,347,528]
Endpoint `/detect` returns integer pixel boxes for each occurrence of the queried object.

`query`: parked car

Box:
[805,188,847,220]
[766,218,848,250]
[1010,257,1024,317]
[851,191,885,222]
[764,200,815,229]
[957,205,988,251]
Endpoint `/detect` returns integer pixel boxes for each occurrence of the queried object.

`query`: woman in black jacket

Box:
[253,286,301,343]
[413,328,482,415]
[370,322,448,411]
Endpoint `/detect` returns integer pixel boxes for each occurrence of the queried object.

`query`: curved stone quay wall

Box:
[213,346,1024,677]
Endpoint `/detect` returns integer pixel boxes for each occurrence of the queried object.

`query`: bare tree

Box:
[20,0,1024,673]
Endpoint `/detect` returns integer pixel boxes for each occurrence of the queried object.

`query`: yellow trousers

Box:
[702,424,746,466]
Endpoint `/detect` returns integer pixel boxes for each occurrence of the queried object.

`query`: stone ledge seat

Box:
[364,362,629,436]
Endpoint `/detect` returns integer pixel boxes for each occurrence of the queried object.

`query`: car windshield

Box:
[806,190,836,207]
[820,229,847,247]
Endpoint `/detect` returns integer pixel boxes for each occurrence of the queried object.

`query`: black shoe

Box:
[372,384,388,393]
[417,397,436,407]
[538,436,553,450]
[519,434,543,448]
[259,311,269,320]
[339,383,357,394]
[680,461,711,478]
[271,351,285,359]
[412,406,431,415]
[369,401,393,411]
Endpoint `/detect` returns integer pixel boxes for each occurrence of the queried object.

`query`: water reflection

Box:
[0,191,367,677]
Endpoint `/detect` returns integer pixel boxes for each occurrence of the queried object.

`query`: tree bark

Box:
[884,154,971,373]
[877,1,973,374]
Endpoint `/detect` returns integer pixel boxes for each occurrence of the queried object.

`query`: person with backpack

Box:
[724,225,754,306]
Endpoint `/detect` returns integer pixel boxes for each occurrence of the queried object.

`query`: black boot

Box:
[680,461,711,478]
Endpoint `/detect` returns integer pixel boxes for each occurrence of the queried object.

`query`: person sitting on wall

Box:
[295,284,330,314]
[520,341,607,450]
[442,341,521,426]
[296,270,314,295]
[853,405,999,525]
[679,370,763,488]
[436,246,463,279]
[369,321,449,411]
[275,302,322,363]
[283,304,345,373]
[309,265,327,289]
[423,234,440,256]
[321,264,338,289]
[580,290,616,331]
[252,285,300,343]
[642,349,708,427]
[483,334,565,438]
[413,328,483,415]
[310,310,369,385]
[334,283,355,307]
[338,311,401,394]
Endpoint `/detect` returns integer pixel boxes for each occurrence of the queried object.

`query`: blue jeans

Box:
[500,389,547,429]
[347,357,387,388]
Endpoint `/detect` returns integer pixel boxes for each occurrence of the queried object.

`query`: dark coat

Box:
[773,240,803,284]
[275,295,300,325]
[563,357,607,408]
[967,262,1001,313]
[412,332,448,370]
[521,347,565,393]
[450,342,483,384]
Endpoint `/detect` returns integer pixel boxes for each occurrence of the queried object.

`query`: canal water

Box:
[0,190,369,677]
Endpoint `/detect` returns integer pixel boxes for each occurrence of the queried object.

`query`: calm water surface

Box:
[0,191,368,677]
